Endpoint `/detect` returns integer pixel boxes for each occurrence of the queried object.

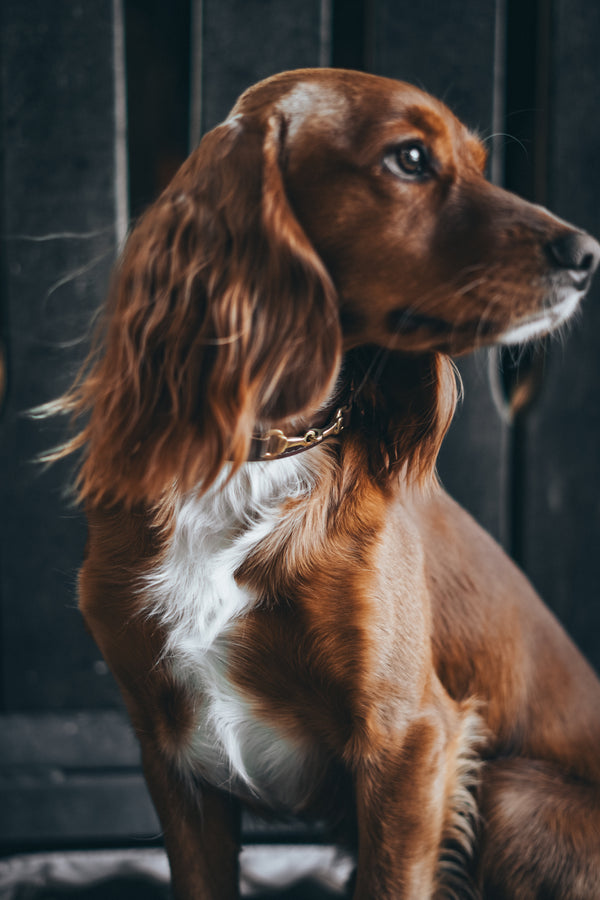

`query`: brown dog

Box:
[54,69,600,898]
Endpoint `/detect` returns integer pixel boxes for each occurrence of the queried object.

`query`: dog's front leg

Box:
[139,738,241,900]
[352,711,456,900]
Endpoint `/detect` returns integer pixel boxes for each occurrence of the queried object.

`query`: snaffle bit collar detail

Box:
[250,404,351,461]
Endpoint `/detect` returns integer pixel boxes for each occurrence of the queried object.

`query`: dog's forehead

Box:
[276,81,353,143]
[275,76,479,159]
[230,71,484,168]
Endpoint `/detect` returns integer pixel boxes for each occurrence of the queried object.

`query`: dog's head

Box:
[244,69,598,356]
[65,69,599,503]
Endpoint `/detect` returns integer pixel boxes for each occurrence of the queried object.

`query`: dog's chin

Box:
[353,284,588,356]
[496,290,584,346]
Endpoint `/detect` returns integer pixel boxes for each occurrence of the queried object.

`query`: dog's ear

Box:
[62,113,342,505]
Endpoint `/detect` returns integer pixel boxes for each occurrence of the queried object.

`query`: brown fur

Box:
[53,69,600,898]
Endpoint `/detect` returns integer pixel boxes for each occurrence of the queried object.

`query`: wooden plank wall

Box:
[0,0,124,714]
[0,0,598,850]
[524,0,600,670]
[0,0,143,847]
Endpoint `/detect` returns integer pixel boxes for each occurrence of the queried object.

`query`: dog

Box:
[53,69,600,898]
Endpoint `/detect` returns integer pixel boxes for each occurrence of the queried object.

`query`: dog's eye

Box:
[384,142,430,180]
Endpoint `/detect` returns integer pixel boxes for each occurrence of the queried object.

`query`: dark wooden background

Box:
[1,0,599,850]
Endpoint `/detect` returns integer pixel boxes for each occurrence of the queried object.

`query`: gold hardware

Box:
[260,405,348,460]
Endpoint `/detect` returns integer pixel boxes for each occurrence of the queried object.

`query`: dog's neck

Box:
[246,345,389,463]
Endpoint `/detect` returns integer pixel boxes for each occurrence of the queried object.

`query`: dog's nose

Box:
[546,231,600,290]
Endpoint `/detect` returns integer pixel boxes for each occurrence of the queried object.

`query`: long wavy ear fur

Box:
[55,113,342,506]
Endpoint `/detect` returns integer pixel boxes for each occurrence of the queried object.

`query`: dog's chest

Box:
[143,461,319,811]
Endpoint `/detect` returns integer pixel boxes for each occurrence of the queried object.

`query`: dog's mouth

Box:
[496,290,583,346]
[388,285,585,351]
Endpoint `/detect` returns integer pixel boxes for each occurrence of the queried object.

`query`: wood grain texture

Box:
[523,0,600,672]
[0,0,125,710]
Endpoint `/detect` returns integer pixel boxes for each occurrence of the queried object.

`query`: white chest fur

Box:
[143,457,320,811]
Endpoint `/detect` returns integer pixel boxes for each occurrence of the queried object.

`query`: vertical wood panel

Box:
[191,0,329,140]
[0,0,125,709]
[524,0,600,671]
[125,0,191,217]
[371,0,507,541]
